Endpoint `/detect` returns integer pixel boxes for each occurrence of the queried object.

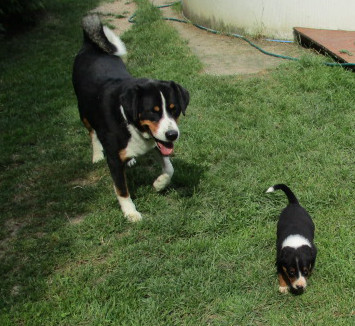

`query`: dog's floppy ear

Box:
[301,245,317,271]
[169,81,190,116]
[119,86,140,122]
[278,247,293,264]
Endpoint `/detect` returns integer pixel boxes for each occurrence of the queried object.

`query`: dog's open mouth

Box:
[156,140,174,156]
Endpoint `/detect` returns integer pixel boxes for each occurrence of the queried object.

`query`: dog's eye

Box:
[169,103,178,113]
[153,106,160,112]
[303,269,309,276]
[168,104,180,118]
[288,270,296,277]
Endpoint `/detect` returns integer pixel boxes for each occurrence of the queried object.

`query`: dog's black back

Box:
[277,202,315,251]
[73,36,130,125]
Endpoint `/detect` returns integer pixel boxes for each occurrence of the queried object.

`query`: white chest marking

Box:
[120,105,155,158]
[281,234,311,249]
[125,124,156,158]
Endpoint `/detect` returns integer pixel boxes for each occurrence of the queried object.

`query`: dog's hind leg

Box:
[153,153,174,192]
[82,118,104,163]
[90,130,104,163]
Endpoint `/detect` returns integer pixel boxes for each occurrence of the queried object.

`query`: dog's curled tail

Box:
[82,14,127,57]
[266,184,299,204]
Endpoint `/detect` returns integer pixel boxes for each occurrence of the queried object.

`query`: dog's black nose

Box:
[165,130,178,141]
[296,285,304,290]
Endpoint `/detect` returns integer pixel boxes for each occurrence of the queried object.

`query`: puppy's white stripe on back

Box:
[282,234,311,249]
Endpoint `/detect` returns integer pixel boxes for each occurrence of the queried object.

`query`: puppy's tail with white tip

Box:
[266,184,299,204]
[82,14,127,57]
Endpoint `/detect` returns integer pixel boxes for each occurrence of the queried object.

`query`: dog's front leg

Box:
[153,152,174,192]
[278,273,289,294]
[106,154,142,222]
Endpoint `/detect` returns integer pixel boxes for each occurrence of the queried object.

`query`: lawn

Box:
[0,0,354,325]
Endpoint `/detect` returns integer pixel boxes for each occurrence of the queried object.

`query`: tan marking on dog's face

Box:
[169,103,179,121]
[282,266,308,290]
[140,119,160,135]
[153,106,160,112]
[282,266,297,284]
[289,276,297,284]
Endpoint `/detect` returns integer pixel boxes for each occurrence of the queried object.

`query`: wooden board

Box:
[294,27,355,64]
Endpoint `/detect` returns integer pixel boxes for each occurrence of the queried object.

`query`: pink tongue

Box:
[158,142,174,156]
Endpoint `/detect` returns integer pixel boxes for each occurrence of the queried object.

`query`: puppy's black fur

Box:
[267,184,317,294]
[72,15,189,222]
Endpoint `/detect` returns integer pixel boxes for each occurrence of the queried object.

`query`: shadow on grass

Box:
[0,0,106,313]
[125,153,206,199]
[171,158,207,197]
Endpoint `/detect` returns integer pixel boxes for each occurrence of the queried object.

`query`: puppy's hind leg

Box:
[153,153,174,192]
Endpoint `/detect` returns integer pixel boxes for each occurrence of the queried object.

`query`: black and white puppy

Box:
[266,184,317,294]
[72,15,189,222]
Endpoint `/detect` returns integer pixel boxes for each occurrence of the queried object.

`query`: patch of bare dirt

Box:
[150,0,310,75]
[92,0,136,34]
[0,219,25,259]
[92,0,311,75]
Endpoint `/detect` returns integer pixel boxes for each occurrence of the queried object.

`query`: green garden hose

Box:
[129,1,355,68]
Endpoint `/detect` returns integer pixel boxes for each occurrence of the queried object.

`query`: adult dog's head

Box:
[120,79,189,156]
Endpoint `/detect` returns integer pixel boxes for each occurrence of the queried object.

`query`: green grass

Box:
[1,0,354,325]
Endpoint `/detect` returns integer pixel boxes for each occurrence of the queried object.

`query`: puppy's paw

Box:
[127,158,137,168]
[125,210,143,223]
[92,151,104,163]
[279,286,289,294]
[153,173,171,192]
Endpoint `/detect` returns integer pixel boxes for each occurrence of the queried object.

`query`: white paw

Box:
[279,286,289,294]
[127,158,137,168]
[153,173,171,192]
[115,192,142,222]
[125,210,143,222]
[92,151,104,163]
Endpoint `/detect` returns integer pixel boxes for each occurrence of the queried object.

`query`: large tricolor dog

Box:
[266,184,317,294]
[72,15,189,222]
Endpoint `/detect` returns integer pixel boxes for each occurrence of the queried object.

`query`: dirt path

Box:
[91,0,136,34]
[94,0,310,75]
